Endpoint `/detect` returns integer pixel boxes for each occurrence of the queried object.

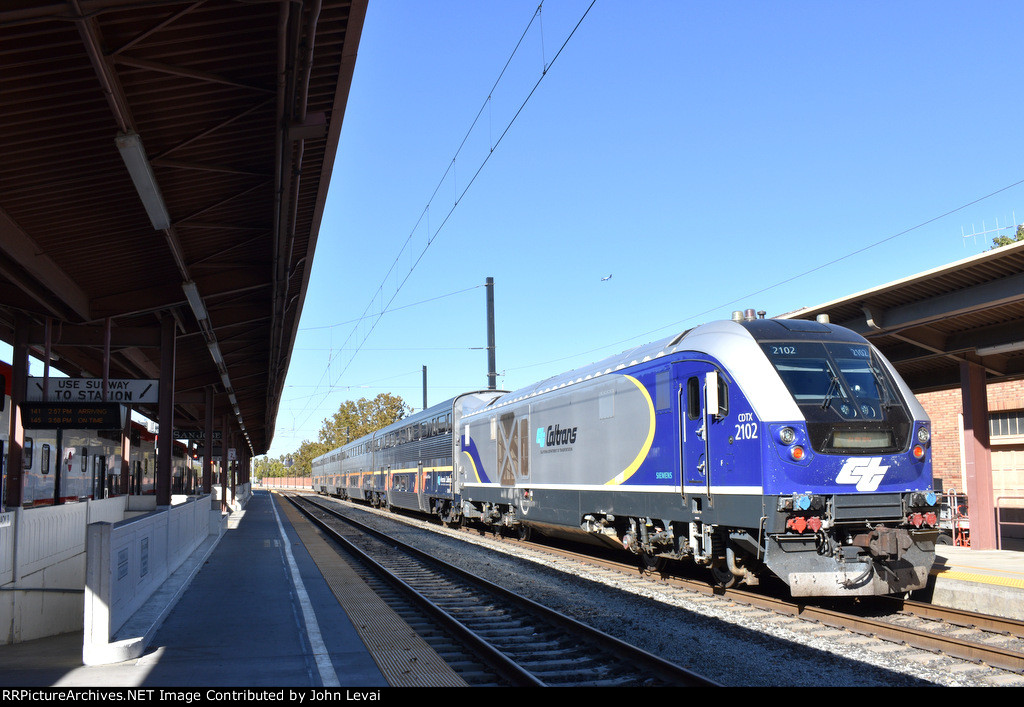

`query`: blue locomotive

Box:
[314,310,940,597]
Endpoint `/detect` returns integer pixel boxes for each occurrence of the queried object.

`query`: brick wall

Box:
[917,379,1024,492]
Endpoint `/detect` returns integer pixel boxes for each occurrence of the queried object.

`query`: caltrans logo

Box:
[836,457,889,492]
[536,424,577,448]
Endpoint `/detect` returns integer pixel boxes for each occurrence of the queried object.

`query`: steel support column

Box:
[221,414,229,511]
[4,314,29,509]
[204,386,214,495]
[960,360,996,549]
[156,317,176,506]
[120,406,131,495]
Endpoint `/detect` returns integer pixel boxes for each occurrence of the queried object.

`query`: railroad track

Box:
[286,494,718,687]
[286,492,1024,681]
[457,516,1024,675]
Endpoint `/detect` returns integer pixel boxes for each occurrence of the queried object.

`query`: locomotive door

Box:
[677,363,721,508]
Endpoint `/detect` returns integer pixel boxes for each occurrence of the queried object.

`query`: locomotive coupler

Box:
[850,525,913,560]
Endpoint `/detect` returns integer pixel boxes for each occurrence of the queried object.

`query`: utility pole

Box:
[486,277,496,390]
[422,365,428,411]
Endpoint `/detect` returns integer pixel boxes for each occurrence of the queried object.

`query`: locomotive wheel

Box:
[638,550,667,573]
[710,563,738,588]
[516,523,532,541]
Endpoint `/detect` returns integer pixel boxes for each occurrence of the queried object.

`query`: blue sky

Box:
[267,0,1024,458]
[6,2,1024,459]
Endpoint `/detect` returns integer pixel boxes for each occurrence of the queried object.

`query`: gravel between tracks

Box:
[315,497,1024,687]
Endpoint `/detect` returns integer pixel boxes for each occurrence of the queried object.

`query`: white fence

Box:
[83,494,222,664]
[0,487,251,650]
[0,496,129,643]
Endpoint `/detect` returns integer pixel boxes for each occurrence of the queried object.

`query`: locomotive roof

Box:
[464,316,905,421]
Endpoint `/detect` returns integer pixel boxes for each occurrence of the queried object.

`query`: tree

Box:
[318,392,411,449]
[288,438,331,478]
[279,393,412,477]
[254,456,289,478]
[990,224,1024,249]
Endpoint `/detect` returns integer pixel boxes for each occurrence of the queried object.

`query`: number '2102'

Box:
[735,423,758,440]
[735,412,758,441]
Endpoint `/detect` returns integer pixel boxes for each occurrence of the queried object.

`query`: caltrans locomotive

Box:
[313,311,939,597]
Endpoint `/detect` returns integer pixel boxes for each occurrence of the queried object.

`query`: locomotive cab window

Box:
[686,377,700,420]
[715,375,729,418]
[686,375,728,419]
[759,340,911,453]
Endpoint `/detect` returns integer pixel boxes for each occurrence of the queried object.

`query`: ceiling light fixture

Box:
[115,131,171,230]
[977,341,1024,356]
[182,281,209,323]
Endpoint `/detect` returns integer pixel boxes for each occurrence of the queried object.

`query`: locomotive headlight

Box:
[778,427,796,445]
[916,426,931,444]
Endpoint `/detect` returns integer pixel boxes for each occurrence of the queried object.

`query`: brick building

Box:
[917,379,1024,539]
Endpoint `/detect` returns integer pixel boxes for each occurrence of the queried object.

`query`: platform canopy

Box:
[0,0,367,454]
[779,240,1024,392]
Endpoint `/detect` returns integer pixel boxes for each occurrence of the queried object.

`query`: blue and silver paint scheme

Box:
[312,390,505,518]
[455,314,938,597]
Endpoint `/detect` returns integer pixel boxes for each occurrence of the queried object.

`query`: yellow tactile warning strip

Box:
[275,494,468,687]
[931,567,1024,590]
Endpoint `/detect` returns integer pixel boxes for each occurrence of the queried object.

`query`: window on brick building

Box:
[989,410,1024,440]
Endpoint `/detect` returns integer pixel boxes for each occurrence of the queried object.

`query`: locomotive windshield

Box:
[760,340,912,453]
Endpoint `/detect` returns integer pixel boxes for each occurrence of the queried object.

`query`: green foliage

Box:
[318,392,411,449]
[990,224,1024,249]
[257,392,411,477]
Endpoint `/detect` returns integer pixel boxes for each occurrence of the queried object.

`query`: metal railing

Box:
[996,494,1024,551]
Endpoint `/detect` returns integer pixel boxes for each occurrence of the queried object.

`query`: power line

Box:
[505,176,1024,377]
[290,1,597,433]
[299,284,483,331]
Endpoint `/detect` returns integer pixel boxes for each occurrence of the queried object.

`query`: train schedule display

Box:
[19,401,127,430]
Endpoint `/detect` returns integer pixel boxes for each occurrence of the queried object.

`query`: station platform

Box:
[923,543,1024,621]
[0,492,1021,688]
[0,490,464,689]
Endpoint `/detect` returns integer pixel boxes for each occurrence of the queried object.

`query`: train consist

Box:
[312,311,940,597]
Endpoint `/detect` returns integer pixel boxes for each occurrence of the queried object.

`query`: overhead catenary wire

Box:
[289,1,597,434]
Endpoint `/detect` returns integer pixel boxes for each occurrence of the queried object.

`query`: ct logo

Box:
[836,457,889,492]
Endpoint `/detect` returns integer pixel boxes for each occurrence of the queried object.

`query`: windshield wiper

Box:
[821,374,841,410]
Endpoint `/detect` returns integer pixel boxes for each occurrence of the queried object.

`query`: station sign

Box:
[27,377,159,404]
[173,430,223,441]
[20,402,127,430]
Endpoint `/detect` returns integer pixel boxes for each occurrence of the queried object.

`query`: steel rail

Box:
[491,527,1024,674]
[292,494,719,687]
[287,495,542,687]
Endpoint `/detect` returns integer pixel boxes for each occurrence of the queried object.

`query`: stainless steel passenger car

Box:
[311,391,506,519]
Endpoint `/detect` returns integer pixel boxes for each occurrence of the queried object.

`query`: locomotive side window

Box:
[716,376,729,418]
[686,377,700,420]
[41,444,51,475]
[23,437,33,469]
[655,370,671,411]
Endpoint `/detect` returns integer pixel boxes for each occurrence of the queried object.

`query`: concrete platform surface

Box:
[0,491,387,688]
[924,543,1024,620]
